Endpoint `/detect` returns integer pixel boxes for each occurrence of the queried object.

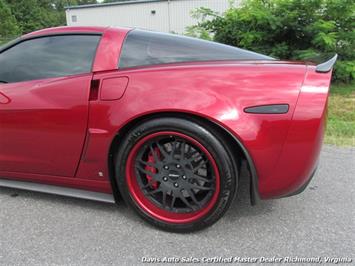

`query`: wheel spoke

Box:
[190,184,214,191]
[170,196,176,210]
[145,188,162,196]
[186,144,191,155]
[142,179,158,189]
[173,139,179,152]
[162,191,167,208]
[177,192,194,210]
[156,142,170,159]
[170,139,179,159]
[180,141,185,159]
[192,174,214,183]
[149,145,160,163]
[138,159,158,169]
[187,189,201,208]
[187,152,201,163]
[136,165,158,177]
[193,158,208,171]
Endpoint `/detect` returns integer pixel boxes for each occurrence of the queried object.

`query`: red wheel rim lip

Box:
[125,131,221,224]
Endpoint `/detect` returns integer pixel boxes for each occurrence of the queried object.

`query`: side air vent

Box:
[244,104,289,114]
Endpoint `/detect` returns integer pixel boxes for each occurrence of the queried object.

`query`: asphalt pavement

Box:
[0,145,354,265]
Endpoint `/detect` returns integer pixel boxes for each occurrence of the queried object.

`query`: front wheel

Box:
[115,117,237,232]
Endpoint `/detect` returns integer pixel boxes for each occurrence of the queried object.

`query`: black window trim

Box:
[118,58,276,71]
[118,29,275,70]
[0,32,103,74]
[117,29,133,69]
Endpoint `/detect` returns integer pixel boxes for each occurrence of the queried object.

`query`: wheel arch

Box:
[108,112,260,205]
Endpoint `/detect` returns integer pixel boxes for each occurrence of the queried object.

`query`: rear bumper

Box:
[258,66,332,199]
[282,164,318,198]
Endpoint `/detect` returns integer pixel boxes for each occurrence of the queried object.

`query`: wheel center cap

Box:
[168,170,180,181]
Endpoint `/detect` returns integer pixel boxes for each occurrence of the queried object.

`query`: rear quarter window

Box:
[119,29,273,69]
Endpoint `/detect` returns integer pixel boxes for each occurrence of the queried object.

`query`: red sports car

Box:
[0,27,336,231]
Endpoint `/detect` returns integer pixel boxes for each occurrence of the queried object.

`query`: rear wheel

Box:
[115,117,237,232]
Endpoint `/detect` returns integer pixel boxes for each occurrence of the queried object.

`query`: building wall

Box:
[66,0,240,34]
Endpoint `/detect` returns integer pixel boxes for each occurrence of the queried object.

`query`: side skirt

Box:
[0,178,115,203]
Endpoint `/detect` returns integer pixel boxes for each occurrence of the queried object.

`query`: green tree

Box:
[5,0,58,33]
[0,0,20,42]
[103,0,132,2]
[1,0,101,45]
[73,0,98,4]
[3,0,99,34]
[188,0,355,83]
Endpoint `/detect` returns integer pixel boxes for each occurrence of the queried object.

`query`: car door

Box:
[0,34,101,177]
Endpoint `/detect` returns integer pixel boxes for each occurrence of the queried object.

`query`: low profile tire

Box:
[115,117,237,232]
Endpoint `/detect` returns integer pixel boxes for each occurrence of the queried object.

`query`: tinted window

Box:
[0,35,101,83]
[119,29,273,68]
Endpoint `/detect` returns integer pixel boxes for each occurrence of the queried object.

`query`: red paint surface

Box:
[0,75,91,176]
[100,77,129,101]
[0,27,332,198]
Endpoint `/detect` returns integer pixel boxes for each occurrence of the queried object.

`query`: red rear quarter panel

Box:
[82,62,316,199]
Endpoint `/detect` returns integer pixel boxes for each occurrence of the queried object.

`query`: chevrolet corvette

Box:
[0,27,336,232]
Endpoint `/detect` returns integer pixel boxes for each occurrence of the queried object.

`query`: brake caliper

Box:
[145,148,160,189]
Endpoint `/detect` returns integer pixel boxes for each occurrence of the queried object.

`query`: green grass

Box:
[325,83,355,146]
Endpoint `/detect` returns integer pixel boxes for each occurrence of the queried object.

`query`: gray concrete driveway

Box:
[0,146,354,265]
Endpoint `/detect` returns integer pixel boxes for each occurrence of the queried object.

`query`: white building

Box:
[66,0,239,34]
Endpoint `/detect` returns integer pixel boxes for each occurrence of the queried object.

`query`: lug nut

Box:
[182,175,187,180]
[174,183,179,187]
[164,165,169,170]
[163,177,168,181]
[176,164,181,169]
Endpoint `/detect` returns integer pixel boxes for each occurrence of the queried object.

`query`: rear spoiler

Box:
[316,54,338,73]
